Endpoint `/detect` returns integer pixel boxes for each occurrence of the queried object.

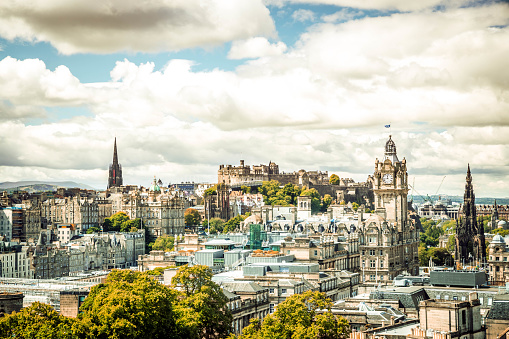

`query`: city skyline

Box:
[0,0,508,197]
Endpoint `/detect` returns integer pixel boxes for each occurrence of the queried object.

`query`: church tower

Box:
[108,138,123,189]
[455,165,485,268]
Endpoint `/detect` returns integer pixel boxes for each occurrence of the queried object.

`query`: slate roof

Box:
[486,295,509,320]
[222,281,267,293]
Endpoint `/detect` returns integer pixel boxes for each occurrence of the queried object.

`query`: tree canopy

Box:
[203,218,226,234]
[152,235,175,252]
[74,270,188,339]
[172,265,232,339]
[185,208,201,227]
[237,291,350,339]
[0,302,75,339]
[102,212,141,233]
[258,181,302,207]
[0,267,233,339]
[329,174,340,185]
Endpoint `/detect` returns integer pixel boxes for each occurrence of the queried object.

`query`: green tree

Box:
[258,181,302,207]
[351,202,359,212]
[418,244,430,266]
[204,185,217,196]
[321,194,333,212]
[329,174,340,185]
[185,208,201,227]
[447,234,456,253]
[491,228,509,236]
[203,218,226,234]
[172,265,232,339]
[86,226,101,234]
[145,266,175,276]
[0,302,75,339]
[238,291,350,339]
[240,185,251,194]
[74,270,191,339]
[300,188,321,213]
[224,215,246,233]
[102,212,141,233]
[152,235,175,252]
[428,247,453,266]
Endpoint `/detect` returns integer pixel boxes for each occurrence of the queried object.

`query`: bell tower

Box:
[373,136,408,232]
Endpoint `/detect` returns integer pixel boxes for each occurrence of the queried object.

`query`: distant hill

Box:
[0,181,97,193]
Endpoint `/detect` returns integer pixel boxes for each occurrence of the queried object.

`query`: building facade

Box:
[357,136,420,281]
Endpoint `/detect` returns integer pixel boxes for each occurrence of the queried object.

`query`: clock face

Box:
[382,173,393,184]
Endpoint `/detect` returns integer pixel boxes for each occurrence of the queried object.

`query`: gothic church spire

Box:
[108,138,123,189]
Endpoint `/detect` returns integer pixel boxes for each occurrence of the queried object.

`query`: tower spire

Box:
[113,137,118,164]
[108,138,123,189]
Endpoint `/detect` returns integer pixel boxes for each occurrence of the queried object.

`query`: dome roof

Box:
[149,177,161,192]
[498,220,507,228]
[492,234,505,244]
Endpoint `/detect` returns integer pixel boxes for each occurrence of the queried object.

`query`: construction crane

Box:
[434,176,446,198]
[408,183,430,204]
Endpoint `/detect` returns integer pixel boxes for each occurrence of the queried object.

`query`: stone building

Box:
[41,196,99,233]
[111,179,186,237]
[456,165,486,268]
[60,289,89,318]
[485,294,509,339]
[0,242,32,279]
[487,234,509,284]
[418,294,485,339]
[477,202,509,223]
[217,160,371,204]
[222,282,270,335]
[355,136,420,282]
[0,207,22,241]
[0,292,24,315]
[22,202,42,242]
[218,160,328,188]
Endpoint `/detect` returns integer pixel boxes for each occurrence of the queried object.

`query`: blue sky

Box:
[0,0,508,197]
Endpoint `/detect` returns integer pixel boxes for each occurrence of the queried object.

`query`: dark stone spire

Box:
[113,137,118,165]
[108,138,123,189]
[455,165,485,268]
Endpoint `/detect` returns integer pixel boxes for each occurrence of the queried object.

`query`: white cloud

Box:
[1,2,509,196]
[0,57,88,109]
[228,37,287,59]
[265,0,465,11]
[292,9,315,22]
[322,9,364,23]
[0,0,275,54]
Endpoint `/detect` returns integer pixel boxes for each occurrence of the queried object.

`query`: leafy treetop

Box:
[237,291,350,339]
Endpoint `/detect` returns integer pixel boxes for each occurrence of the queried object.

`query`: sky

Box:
[0,0,508,198]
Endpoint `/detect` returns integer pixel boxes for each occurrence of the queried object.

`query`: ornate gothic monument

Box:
[107,138,123,189]
[455,165,486,268]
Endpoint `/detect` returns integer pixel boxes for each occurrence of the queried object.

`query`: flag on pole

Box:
[385,124,390,128]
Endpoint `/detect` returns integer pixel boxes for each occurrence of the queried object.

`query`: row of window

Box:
[490,256,508,261]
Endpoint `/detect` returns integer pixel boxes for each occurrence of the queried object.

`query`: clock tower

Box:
[373,135,408,232]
